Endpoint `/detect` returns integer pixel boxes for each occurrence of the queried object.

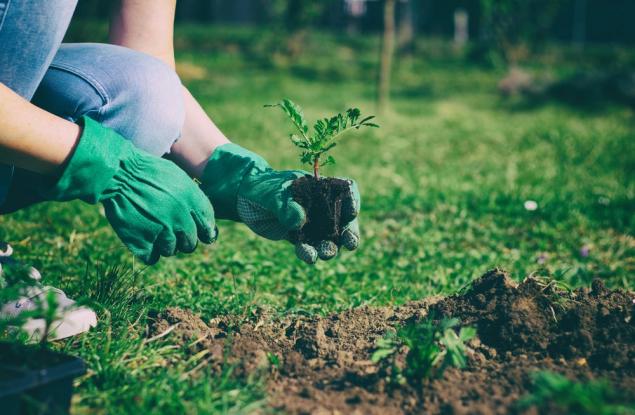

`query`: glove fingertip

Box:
[192,211,218,244]
[210,226,219,243]
[317,240,338,260]
[153,228,177,257]
[340,228,360,251]
[176,230,198,254]
[295,243,318,265]
[141,249,160,266]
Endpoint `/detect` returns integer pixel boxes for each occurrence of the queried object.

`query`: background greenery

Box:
[74,0,635,45]
[0,23,633,413]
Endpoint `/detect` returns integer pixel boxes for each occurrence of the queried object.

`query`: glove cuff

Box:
[42,116,133,204]
[200,143,270,220]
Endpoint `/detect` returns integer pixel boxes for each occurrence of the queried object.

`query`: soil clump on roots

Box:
[147,270,635,414]
[290,176,354,244]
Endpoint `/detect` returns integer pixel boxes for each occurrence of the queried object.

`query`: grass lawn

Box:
[0,24,633,413]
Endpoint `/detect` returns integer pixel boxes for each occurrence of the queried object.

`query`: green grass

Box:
[1,24,634,413]
[519,371,635,414]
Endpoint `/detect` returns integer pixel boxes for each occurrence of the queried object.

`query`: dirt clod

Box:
[147,270,635,414]
[290,176,353,244]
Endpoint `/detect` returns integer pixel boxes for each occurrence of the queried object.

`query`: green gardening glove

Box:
[41,116,217,264]
[200,143,360,264]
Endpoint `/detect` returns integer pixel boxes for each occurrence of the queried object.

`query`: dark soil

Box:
[147,270,635,414]
[290,176,354,244]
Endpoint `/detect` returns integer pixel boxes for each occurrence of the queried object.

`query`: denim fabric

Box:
[0,0,78,208]
[33,43,185,156]
[0,0,77,100]
[0,1,185,208]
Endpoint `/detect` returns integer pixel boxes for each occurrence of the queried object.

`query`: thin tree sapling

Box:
[267,99,378,245]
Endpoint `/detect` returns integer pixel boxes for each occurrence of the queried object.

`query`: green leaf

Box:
[320,155,336,167]
[459,326,477,342]
[359,115,376,124]
[372,333,399,363]
[323,143,337,152]
[300,152,314,165]
[441,318,460,331]
[346,108,361,124]
[290,134,308,149]
[371,347,396,363]
[267,98,310,140]
[280,98,309,134]
[267,98,379,168]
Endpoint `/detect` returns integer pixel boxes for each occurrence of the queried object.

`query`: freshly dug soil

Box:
[290,176,354,244]
[147,270,635,414]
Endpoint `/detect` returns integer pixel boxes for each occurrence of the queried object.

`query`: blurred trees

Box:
[479,0,567,65]
[72,1,635,46]
[273,0,334,32]
[268,0,338,56]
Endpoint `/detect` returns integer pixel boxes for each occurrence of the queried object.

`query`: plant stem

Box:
[313,156,320,180]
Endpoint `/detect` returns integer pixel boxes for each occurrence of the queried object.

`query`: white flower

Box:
[524,200,538,211]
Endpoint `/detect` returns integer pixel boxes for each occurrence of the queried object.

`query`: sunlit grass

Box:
[1,25,633,413]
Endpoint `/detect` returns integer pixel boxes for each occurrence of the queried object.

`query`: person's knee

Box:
[34,44,185,156]
[108,51,185,156]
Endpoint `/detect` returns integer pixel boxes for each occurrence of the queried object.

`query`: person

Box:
[0,0,360,340]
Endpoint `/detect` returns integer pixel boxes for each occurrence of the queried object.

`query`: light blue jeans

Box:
[0,0,185,211]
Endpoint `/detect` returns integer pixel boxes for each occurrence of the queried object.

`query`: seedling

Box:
[518,371,635,415]
[266,98,378,179]
[0,261,59,345]
[527,273,579,322]
[0,256,87,414]
[372,317,476,387]
[266,99,378,247]
[267,352,280,368]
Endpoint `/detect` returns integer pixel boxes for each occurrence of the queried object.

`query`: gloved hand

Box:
[41,116,217,264]
[200,143,360,264]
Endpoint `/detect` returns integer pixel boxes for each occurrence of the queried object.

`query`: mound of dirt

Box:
[431,270,635,370]
[147,270,635,414]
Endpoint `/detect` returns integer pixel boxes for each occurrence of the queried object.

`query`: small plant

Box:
[266,98,378,179]
[0,262,59,345]
[518,371,635,415]
[527,273,579,322]
[0,258,88,414]
[266,352,280,368]
[371,317,476,387]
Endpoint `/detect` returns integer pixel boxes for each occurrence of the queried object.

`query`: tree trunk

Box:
[378,0,396,114]
[453,8,469,48]
[572,0,587,48]
[398,0,415,50]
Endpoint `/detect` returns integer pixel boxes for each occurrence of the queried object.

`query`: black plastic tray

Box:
[0,342,86,415]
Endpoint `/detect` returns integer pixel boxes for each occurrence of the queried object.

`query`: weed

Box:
[74,264,147,322]
[372,317,476,387]
[518,371,635,415]
[266,352,280,368]
[528,272,580,320]
[0,260,60,345]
